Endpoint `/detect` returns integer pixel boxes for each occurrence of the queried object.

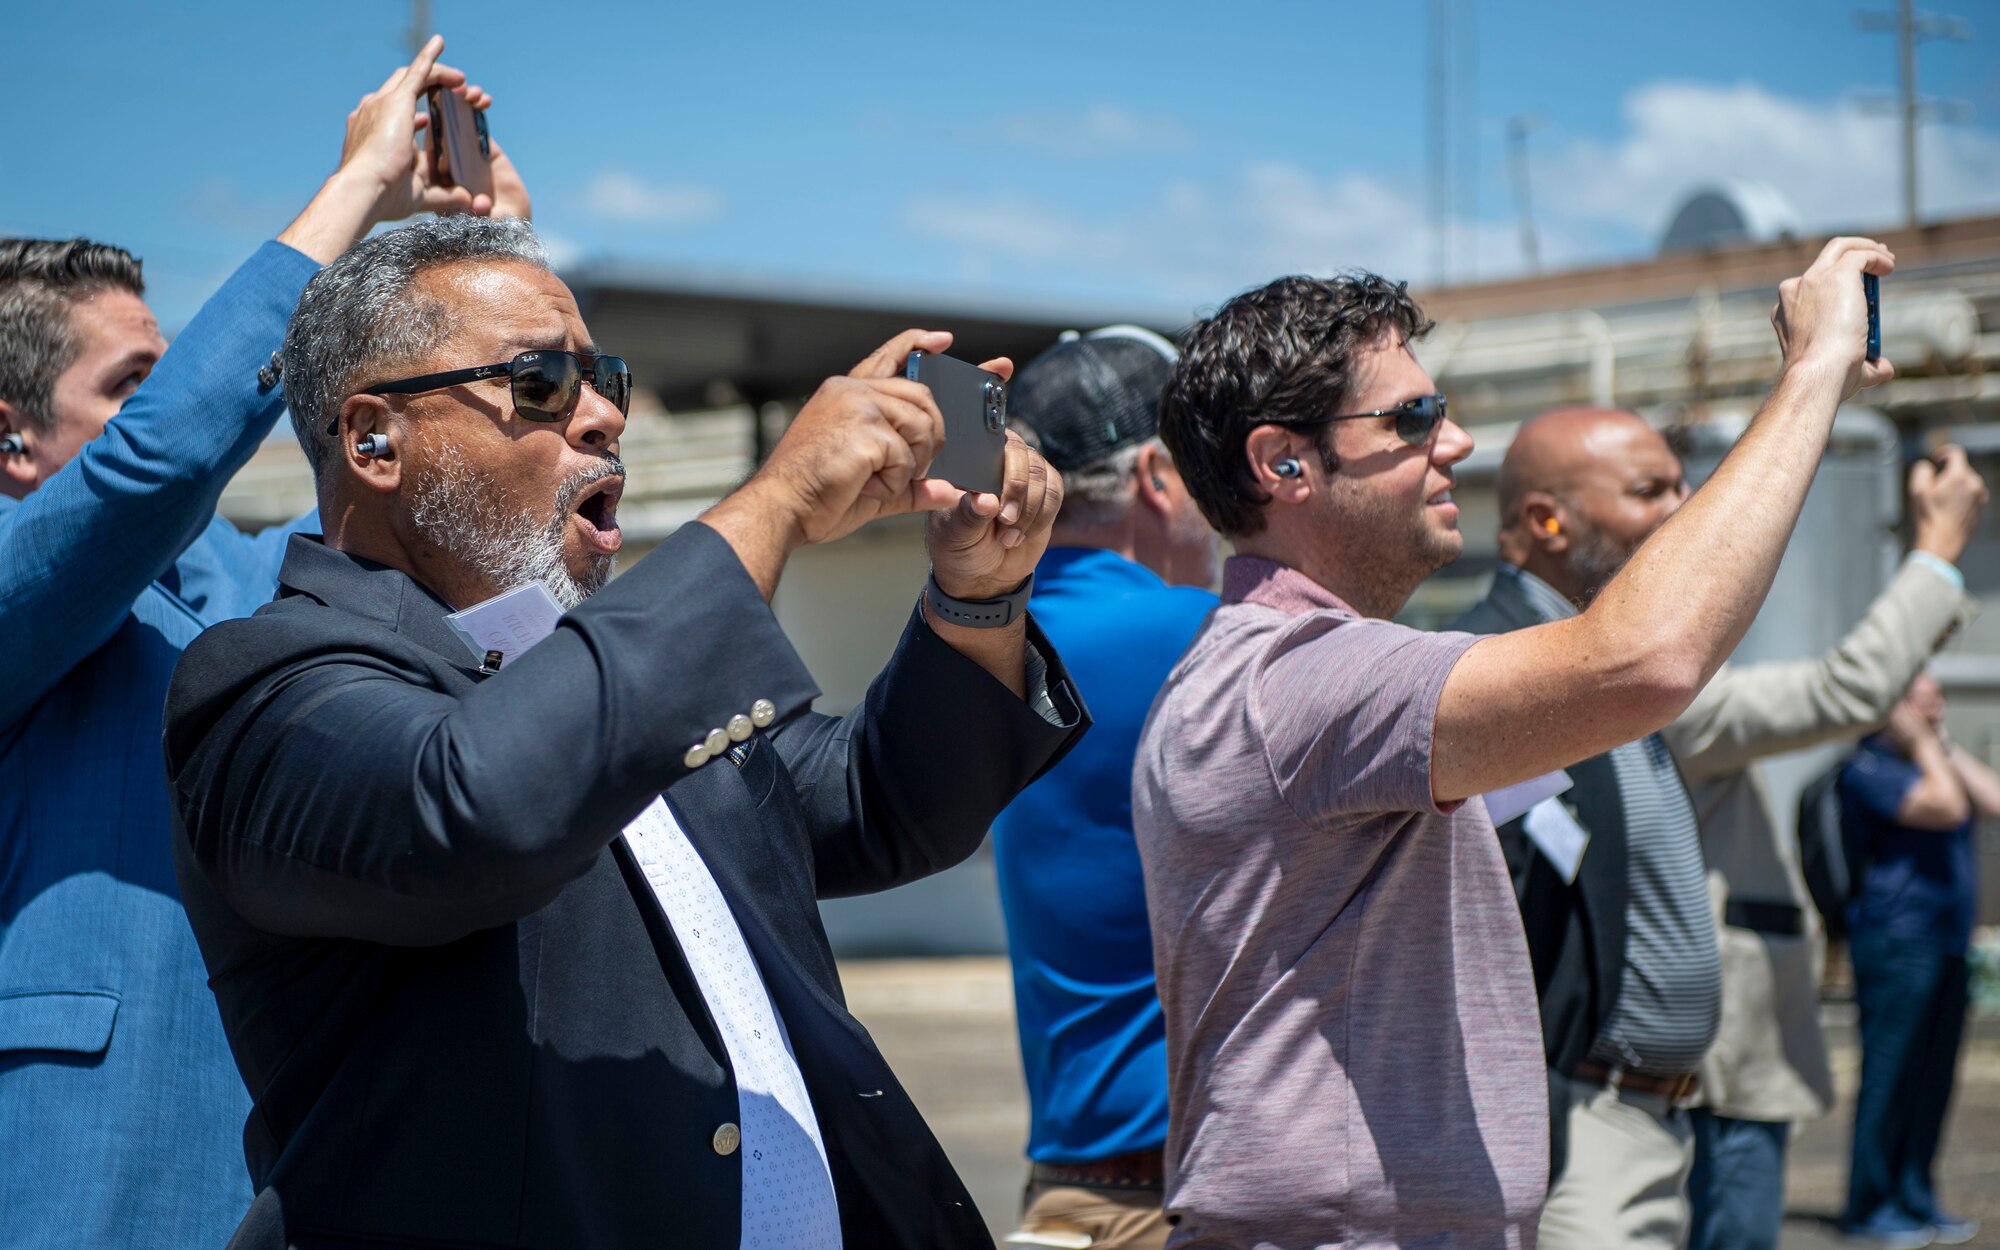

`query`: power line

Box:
[1856,1,1972,228]
[1429,0,1452,285]
[408,0,433,58]
[1507,116,1542,274]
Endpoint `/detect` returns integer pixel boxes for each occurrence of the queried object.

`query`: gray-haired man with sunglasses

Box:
[1131,245,1894,1248]
[163,211,1086,1249]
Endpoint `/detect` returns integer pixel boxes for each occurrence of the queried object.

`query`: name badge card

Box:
[1523,798,1591,885]
[444,583,564,669]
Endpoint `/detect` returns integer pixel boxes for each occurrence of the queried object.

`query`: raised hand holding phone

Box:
[278,35,528,265]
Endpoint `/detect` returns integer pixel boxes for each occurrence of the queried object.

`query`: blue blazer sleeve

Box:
[0,241,318,728]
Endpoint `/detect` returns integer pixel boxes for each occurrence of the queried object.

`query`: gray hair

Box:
[0,238,146,433]
[1054,437,1161,529]
[282,216,548,475]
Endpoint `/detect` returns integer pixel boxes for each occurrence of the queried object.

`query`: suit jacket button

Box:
[712,1122,741,1155]
[704,727,729,755]
[750,698,777,728]
[727,714,754,742]
[683,743,711,769]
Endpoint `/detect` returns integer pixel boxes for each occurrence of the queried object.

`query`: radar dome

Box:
[1660,181,1803,253]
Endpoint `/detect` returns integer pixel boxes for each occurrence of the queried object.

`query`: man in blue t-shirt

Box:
[1838,671,2000,1249]
[992,326,1220,1249]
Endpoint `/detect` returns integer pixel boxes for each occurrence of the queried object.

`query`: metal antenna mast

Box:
[1507,116,1542,274]
[1429,0,1452,286]
[1857,0,1971,228]
[408,0,433,57]
[1457,0,1478,282]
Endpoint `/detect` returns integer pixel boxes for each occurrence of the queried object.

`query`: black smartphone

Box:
[1864,272,1881,363]
[906,351,1008,496]
[426,87,494,202]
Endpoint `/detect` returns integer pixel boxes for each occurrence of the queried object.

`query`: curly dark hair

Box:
[1158,272,1432,537]
[0,238,146,433]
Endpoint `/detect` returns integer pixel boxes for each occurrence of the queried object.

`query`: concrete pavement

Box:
[840,958,2000,1249]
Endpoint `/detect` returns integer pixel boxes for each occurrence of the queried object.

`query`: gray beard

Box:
[409,444,623,611]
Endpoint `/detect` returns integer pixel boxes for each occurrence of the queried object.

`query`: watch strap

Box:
[924,571,1033,629]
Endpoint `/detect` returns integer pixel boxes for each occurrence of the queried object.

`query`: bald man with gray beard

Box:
[1451,407,1714,1250]
[1455,407,1986,1250]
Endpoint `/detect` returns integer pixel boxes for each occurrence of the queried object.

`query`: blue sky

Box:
[4,0,1995,330]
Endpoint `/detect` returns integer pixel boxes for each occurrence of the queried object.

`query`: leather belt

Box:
[1725,898,1806,936]
[1573,1059,1700,1104]
[1030,1148,1165,1191]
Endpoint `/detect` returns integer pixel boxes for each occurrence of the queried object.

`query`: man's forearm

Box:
[698,478,805,602]
[1901,732,1973,827]
[276,171,385,266]
[1946,741,2000,818]
[1579,358,1847,693]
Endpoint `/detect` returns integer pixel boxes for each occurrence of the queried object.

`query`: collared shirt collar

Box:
[1038,544,1170,592]
[1221,555,1357,617]
[275,534,481,670]
[1495,563,1580,623]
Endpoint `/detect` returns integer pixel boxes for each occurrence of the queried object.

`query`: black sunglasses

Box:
[1267,392,1449,447]
[335,350,632,435]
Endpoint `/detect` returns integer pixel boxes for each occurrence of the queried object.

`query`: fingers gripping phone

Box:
[427,87,494,201]
[907,351,1008,497]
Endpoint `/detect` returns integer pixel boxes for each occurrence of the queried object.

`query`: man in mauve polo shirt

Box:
[1133,241,1897,1249]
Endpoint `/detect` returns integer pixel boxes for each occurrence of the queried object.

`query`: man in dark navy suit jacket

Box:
[165,214,1085,1249]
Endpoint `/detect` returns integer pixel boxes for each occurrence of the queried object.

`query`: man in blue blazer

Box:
[0,37,525,1246]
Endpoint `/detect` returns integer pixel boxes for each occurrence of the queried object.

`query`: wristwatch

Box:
[924,571,1033,628]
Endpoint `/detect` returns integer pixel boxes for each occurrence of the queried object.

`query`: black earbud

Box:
[356,433,392,459]
[0,433,24,456]
[1274,457,1303,479]
[1150,475,1167,491]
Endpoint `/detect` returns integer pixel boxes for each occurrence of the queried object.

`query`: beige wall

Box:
[770,515,932,714]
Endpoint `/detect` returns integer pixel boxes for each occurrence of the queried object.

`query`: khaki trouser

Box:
[1539,1072,1698,1250]
[1005,1178,1169,1250]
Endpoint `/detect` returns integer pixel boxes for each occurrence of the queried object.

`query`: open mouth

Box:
[570,475,624,554]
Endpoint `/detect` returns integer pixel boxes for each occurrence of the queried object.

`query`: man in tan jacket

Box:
[1662,448,1985,1250]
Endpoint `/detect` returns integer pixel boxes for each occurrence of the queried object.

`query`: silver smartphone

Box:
[906,351,1008,496]
[426,87,494,202]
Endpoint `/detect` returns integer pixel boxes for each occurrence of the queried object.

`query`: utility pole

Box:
[1507,116,1542,274]
[1857,1,1972,228]
[1456,0,1478,282]
[1428,0,1452,286]
[408,0,433,56]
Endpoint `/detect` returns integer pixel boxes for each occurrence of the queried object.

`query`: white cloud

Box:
[900,79,2000,303]
[536,228,585,271]
[582,169,726,227]
[992,104,1196,158]
[903,163,1521,304]
[1536,80,2000,239]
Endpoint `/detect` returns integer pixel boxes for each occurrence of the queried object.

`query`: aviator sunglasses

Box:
[1267,391,1449,447]
[335,350,632,434]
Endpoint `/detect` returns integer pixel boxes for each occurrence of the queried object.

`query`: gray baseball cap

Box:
[1008,325,1180,472]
